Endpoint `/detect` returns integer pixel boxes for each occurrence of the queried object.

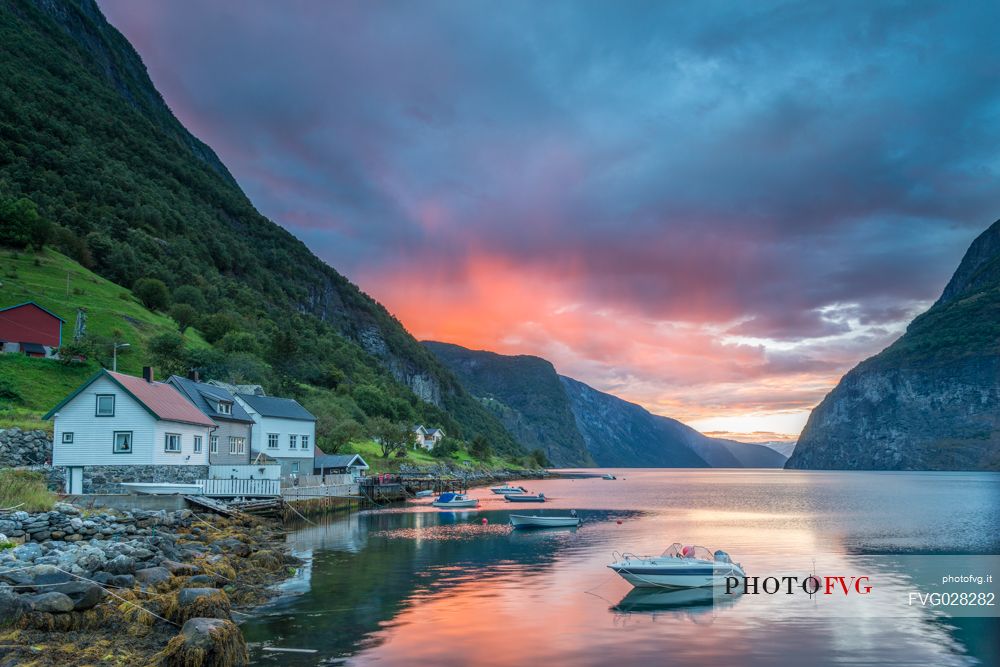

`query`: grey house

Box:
[167,375,253,465]
[232,393,316,477]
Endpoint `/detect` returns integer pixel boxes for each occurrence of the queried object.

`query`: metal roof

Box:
[0,301,65,321]
[167,375,254,423]
[236,393,315,421]
[314,452,369,469]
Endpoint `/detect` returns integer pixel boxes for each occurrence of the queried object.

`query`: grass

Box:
[342,439,526,474]
[0,468,55,512]
[0,248,210,429]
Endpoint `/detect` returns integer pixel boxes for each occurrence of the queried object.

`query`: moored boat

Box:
[414,489,434,498]
[504,493,545,502]
[491,485,527,494]
[119,482,203,495]
[602,473,617,480]
[510,513,580,528]
[431,492,480,508]
[608,543,745,588]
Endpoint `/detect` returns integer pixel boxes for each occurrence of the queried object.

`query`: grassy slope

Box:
[343,439,522,475]
[0,247,212,429]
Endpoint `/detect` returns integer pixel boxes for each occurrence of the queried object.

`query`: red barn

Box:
[0,302,64,357]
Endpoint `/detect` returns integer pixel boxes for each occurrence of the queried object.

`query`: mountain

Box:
[758,441,798,459]
[422,342,593,466]
[787,220,1000,471]
[425,341,788,468]
[0,0,521,454]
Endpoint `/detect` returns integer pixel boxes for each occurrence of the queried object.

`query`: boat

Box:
[119,482,204,495]
[504,493,545,502]
[612,586,743,617]
[431,493,480,508]
[491,485,527,494]
[602,473,617,480]
[510,513,580,528]
[414,489,434,498]
[608,543,745,588]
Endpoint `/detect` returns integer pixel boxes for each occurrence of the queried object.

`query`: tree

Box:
[469,435,493,461]
[170,303,198,333]
[133,277,170,311]
[367,417,411,458]
[431,436,460,459]
[147,331,187,375]
[317,415,363,454]
[0,196,48,250]
[530,448,551,468]
[172,284,207,311]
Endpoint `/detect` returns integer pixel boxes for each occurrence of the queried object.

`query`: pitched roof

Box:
[314,450,369,470]
[167,375,254,423]
[43,369,216,427]
[0,301,65,321]
[236,393,315,421]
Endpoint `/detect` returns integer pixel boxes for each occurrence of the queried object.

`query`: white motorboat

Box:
[504,493,545,502]
[608,543,745,588]
[414,489,434,498]
[491,485,527,494]
[119,482,203,495]
[602,473,617,480]
[431,493,480,508]
[510,513,581,528]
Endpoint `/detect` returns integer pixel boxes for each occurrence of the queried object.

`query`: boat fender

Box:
[482,518,488,525]
[616,520,622,525]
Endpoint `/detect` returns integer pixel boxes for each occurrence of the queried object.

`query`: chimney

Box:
[188,369,200,382]
[142,366,154,383]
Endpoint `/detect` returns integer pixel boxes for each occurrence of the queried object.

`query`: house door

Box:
[66,467,84,495]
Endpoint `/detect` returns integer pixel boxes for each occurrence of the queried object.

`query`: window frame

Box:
[210,435,218,454]
[229,436,245,455]
[164,433,181,453]
[62,432,74,444]
[95,394,115,417]
[267,433,279,449]
[112,431,133,454]
[291,462,299,474]
[193,435,203,453]
[289,434,298,450]
[217,401,232,415]
[301,434,309,450]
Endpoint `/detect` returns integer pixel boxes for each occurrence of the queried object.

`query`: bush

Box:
[529,449,551,468]
[169,303,199,333]
[172,284,206,311]
[0,469,55,512]
[133,277,170,311]
[0,196,48,250]
[469,434,492,460]
[431,437,460,459]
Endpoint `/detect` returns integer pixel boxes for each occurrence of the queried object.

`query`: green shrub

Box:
[132,277,170,311]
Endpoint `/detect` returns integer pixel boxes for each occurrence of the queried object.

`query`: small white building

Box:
[233,393,316,477]
[44,367,216,493]
[413,425,445,450]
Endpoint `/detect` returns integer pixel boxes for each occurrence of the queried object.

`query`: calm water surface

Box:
[242,470,1000,666]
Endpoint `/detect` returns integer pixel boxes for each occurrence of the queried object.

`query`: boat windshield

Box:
[661,543,716,561]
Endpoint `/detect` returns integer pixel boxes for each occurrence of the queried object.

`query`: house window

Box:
[229,436,245,455]
[96,394,115,417]
[289,435,297,449]
[301,435,309,450]
[62,432,74,444]
[210,435,218,454]
[217,401,232,415]
[194,436,202,453]
[164,433,181,453]
[291,462,299,474]
[113,431,132,454]
[267,433,279,449]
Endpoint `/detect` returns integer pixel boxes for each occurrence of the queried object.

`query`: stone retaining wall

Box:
[0,428,51,467]
[73,465,210,494]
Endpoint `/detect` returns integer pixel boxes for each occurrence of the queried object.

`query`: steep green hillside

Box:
[788,220,1000,470]
[0,0,521,454]
[424,341,593,466]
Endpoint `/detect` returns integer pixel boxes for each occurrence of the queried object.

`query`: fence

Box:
[281,483,358,499]
[197,478,282,498]
[281,473,354,488]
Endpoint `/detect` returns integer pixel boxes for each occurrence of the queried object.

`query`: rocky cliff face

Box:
[787,220,1000,471]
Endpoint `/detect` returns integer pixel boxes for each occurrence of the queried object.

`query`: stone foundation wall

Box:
[0,428,52,467]
[57,465,210,494]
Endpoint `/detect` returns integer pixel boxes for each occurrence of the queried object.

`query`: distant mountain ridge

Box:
[425,341,788,468]
[787,219,1000,470]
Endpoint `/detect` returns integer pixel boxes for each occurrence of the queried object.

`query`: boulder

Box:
[53,581,106,610]
[185,574,219,587]
[172,588,231,623]
[135,566,171,586]
[0,586,29,626]
[25,591,74,613]
[162,559,201,576]
[214,538,250,558]
[104,554,136,575]
[157,617,248,667]
[11,543,43,562]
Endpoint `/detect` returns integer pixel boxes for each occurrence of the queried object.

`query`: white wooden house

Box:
[413,425,445,450]
[44,367,216,493]
[232,393,316,477]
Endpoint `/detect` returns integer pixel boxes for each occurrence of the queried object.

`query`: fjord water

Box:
[242,470,1000,666]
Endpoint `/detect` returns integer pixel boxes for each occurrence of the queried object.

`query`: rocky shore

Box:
[0,502,298,666]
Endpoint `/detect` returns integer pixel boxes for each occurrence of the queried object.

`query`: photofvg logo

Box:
[725,575,872,596]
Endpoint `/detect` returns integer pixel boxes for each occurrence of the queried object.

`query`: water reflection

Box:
[241,471,999,666]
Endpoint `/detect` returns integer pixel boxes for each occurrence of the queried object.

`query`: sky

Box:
[99,0,1000,442]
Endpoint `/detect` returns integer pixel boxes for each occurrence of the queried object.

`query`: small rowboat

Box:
[491,485,527,494]
[510,514,580,528]
[432,493,480,508]
[504,493,545,503]
[414,490,434,498]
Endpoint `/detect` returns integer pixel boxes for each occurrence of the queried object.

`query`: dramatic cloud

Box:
[99,0,1000,436]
